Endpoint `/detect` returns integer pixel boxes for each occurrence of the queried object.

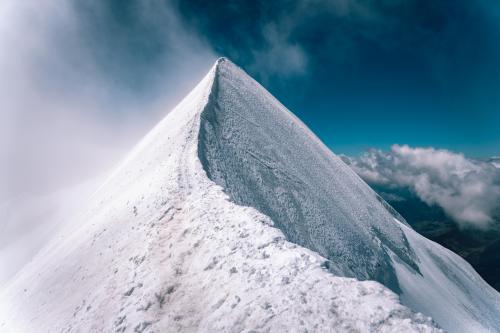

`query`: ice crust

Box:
[198,59,500,332]
[0,58,497,332]
[198,58,419,292]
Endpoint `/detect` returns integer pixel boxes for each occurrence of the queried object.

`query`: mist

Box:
[0,0,216,285]
[0,0,216,201]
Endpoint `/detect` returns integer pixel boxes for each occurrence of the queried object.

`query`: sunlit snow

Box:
[1,58,498,332]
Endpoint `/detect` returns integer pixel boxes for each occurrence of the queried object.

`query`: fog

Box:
[0,0,216,285]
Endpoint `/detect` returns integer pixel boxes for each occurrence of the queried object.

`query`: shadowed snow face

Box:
[198,59,419,293]
[196,60,500,332]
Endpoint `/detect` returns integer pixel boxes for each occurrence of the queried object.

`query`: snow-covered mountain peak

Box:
[0,58,498,333]
[201,56,419,292]
[215,56,230,66]
[198,59,500,331]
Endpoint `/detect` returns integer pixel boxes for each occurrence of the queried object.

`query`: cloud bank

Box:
[343,145,500,229]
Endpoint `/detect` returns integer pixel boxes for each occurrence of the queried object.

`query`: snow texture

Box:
[198,59,500,332]
[0,58,496,332]
[198,59,418,293]
[394,220,500,333]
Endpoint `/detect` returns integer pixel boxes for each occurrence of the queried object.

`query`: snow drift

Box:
[0,58,498,332]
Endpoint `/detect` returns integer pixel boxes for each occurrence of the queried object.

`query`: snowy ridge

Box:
[0,59,439,333]
[198,59,500,332]
[0,58,496,332]
[199,58,419,291]
[0,59,438,332]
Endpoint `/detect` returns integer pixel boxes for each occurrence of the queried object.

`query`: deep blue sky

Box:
[79,0,500,157]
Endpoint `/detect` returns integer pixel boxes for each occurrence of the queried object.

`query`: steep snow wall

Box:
[394,220,500,333]
[198,58,500,332]
[0,60,439,332]
[198,59,419,290]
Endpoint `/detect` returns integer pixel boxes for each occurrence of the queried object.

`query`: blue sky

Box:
[176,0,500,157]
[2,0,500,199]
[72,0,500,157]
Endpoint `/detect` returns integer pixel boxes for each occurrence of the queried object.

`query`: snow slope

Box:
[394,221,500,333]
[198,59,500,332]
[0,59,438,333]
[0,58,495,332]
[199,60,418,292]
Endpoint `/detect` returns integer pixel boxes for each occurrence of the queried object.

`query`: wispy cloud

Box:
[343,145,500,229]
[0,0,216,284]
[245,0,377,80]
[250,22,308,80]
[0,0,216,201]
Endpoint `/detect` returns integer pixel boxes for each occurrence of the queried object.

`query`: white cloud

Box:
[250,22,308,80]
[0,0,216,284]
[0,0,216,201]
[344,145,500,229]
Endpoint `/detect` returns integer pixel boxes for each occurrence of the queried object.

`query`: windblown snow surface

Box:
[0,58,498,332]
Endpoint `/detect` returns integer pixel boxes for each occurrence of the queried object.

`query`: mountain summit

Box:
[1,58,498,332]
